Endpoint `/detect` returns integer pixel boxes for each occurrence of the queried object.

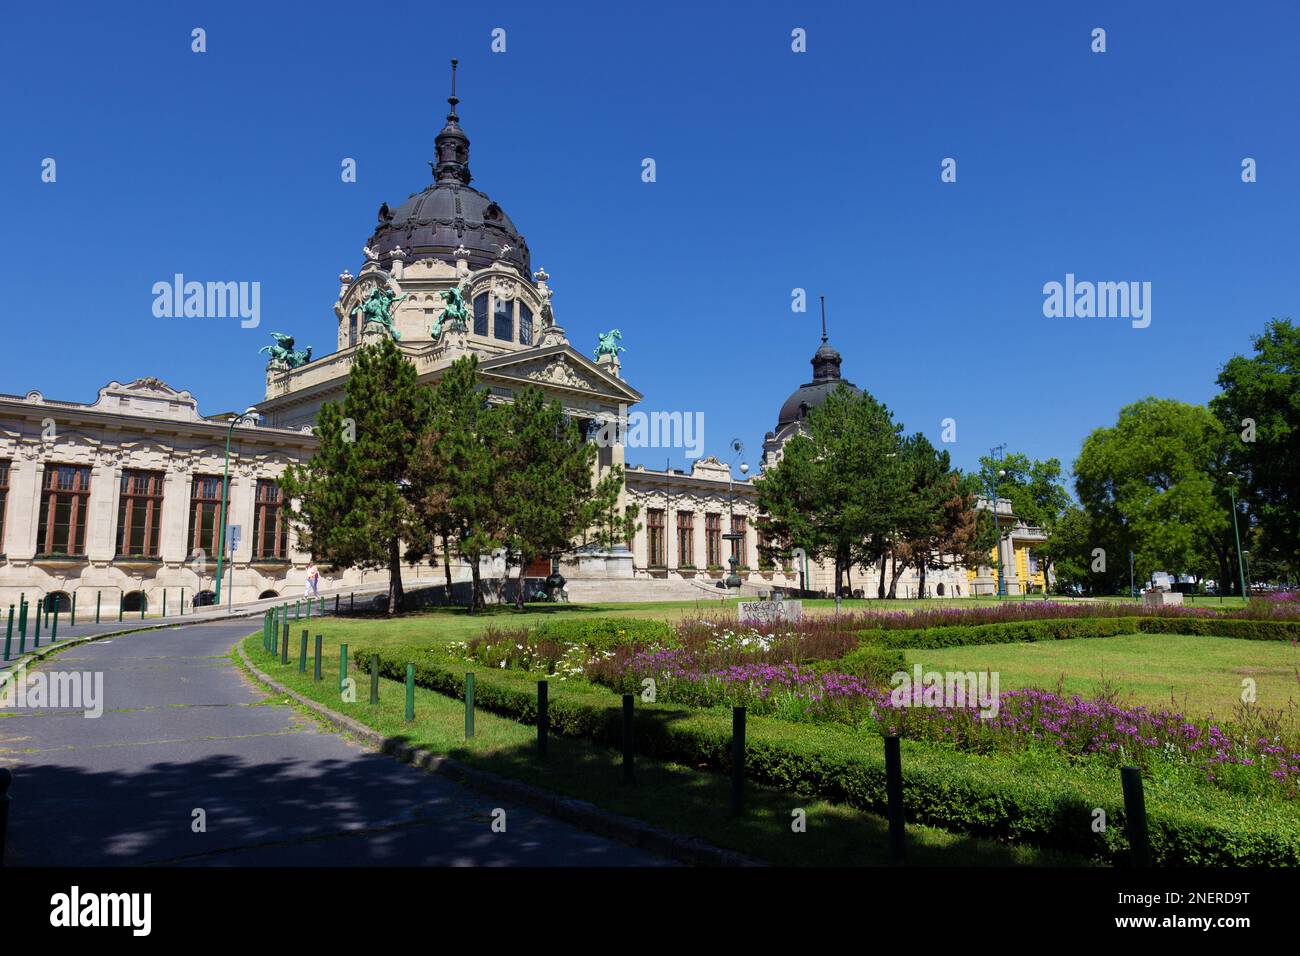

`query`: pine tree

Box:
[280,338,430,615]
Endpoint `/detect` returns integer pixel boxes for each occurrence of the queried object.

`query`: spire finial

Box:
[448,58,459,117]
[819,295,827,343]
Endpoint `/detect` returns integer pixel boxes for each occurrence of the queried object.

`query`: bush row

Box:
[359,645,1300,866]
[862,616,1299,650]
[526,616,676,649]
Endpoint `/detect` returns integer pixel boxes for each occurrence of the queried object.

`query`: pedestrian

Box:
[304,561,320,599]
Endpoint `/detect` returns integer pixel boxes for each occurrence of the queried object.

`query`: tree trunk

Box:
[387,535,404,616]
[917,561,928,599]
[441,530,453,605]
[887,558,905,599]
[468,550,482,614]
[877,553,887,600]
[515,551,531,611]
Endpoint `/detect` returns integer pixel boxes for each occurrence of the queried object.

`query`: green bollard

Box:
[622,694,635,784]
[299,631,308,673]
[140,593,145,619]
[44,598,50,628]
[369,654,379,704]
[537,679,548,756]
[280,624,289,664]
[465,672,475,738]
[319,596,324,615]
[18,599,27,646]
[33,602,40,648]
[118,595,123,622]
[295,601,300,621]
[282,618,289,656]
[95,591,101,624]
[163,589,167,618]
[338,643,348,694]
[270,621,278,656]
[50,605,58,643]
[335,594,340,615]
[405,663,415,721]
[4,605,12,661]
[313,634,322,680]
[71,593,76,626]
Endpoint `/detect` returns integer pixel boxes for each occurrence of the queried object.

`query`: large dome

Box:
[366,71,531,275]
[775,338,861,428]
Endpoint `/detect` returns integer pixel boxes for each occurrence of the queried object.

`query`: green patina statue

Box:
[352,286,407,341]
[431,287,471,339]
[595,329,625,361]
[259,332,313,368]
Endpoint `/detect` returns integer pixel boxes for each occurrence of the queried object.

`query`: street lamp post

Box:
[1226,472,1248,600]
[723,439,748,591]
[986,450,1007,598]
[213,407,258,607]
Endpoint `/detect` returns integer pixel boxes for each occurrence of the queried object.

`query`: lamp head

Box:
[740,462,749,475]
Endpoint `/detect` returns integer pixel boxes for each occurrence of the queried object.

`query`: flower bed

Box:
[356,643,1300,865]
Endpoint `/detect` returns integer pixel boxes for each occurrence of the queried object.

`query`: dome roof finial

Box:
[433,58,472,185]
[819,294,828,343]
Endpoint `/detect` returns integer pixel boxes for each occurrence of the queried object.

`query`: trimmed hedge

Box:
[1137,616,1300,642]
[359,645,1300,866]
[863,616,1300,650]
[528,616,676,650]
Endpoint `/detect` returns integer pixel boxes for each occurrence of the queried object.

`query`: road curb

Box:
[236,640,762,868]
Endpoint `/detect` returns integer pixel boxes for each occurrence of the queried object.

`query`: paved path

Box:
[0,619,667,866]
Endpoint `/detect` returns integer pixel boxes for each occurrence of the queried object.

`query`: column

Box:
[85,459,120,563]
[7,456,43,560]
[665,495,677,570]
[159,468,190,563]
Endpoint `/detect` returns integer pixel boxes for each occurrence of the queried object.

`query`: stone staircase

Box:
[559,576,773,603]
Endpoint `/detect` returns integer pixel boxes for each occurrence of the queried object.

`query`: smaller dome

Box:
[775,336,860,429]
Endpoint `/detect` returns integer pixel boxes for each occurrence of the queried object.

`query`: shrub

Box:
[860,616,1299,650]
[530,616,676,650]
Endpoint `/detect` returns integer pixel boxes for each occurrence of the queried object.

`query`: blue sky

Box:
[3,1,1296,486]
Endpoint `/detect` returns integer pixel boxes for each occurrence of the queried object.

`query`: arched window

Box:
[193,589,216,607]
[473,293,488,336]
[518,303,533,345]
[937,582,946,597]
[493,296,512,340]
[258,589,279,600]
[122,590,149,613]
[45,591,72,613]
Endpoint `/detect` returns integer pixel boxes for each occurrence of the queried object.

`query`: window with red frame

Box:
[253,479,288,559]
[116,470,165,557]
[37,464,92,556]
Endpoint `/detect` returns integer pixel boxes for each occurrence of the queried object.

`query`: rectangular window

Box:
[116,470,165,557]
[756,526,773,570]
[676,511,694,567]
[36,464,92,556]
[0,459,9,553]
[518,304,533,346]
[252,479,288,560]
[647,508,666,567]
[188,474,224,560]
[705,513,721,568]
[473,293,489,336]
[731,515,747,567]
[493,296,513,340]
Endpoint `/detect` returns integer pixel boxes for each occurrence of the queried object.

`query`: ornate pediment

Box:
[479,346,642,405]
[90,379,202,422]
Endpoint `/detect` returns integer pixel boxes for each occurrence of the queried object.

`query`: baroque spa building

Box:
[0,78,1047,612]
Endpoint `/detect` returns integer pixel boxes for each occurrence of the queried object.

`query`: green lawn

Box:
[904,632,1300,720]
[239,631,1083,866]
